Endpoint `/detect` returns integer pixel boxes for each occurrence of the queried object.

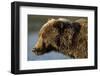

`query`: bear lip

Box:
[32,48,45,55]
[32,48,36,52]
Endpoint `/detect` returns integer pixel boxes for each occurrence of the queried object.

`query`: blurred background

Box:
[28,15,87,61]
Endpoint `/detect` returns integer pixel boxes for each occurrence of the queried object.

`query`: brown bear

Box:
[32,18,88,58]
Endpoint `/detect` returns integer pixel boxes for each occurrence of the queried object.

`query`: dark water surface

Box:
[28,32,71,61]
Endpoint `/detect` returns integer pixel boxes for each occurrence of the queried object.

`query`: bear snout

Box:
[32,43,49,55]
[32,48,44,55]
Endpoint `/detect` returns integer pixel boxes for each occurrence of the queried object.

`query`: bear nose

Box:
[32,48,36,52]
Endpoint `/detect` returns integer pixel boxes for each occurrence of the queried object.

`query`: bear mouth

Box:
[32,48,46,55]
[33,51,42,55]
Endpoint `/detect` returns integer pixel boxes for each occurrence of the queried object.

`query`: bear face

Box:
[32,19,59,55]
[32,18,87,58]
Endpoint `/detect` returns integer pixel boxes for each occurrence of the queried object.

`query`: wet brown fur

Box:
[32,18,88,58]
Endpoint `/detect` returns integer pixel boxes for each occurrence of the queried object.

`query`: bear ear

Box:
[47,18,55,21]
[53,20,61,28]
[72,22,81,33]
[75,18,87,27]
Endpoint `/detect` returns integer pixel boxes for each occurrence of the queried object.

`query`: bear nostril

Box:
[32,48,36,52]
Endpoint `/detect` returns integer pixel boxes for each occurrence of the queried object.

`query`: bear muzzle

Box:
[32,47,48,55]
[32,48,44,55]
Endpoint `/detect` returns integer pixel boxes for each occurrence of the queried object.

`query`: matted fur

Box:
[32,18,88,58]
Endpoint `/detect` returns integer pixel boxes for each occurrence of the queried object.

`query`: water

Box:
[28,32,71,61]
